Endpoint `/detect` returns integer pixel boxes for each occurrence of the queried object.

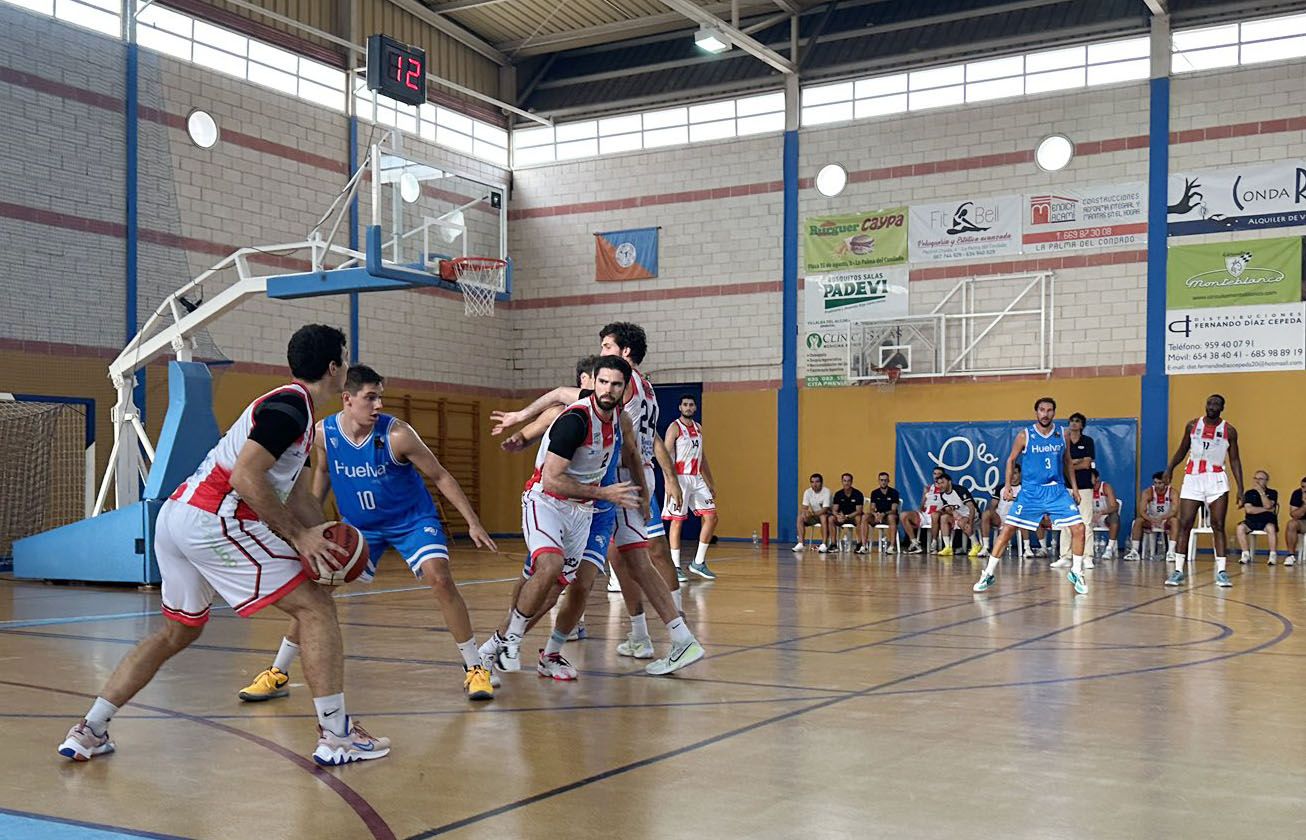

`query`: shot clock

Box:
[366,34,427,107]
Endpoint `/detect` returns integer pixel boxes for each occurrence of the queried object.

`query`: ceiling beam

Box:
[424,0,513,11]
[656,0,796,73]
[497,2,783,55]
[770,0,802,13]
[1142,0,1166,14]
[385,0,510,65]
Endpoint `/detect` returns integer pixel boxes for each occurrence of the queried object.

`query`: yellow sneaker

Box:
[968,542,982,558]
[938,545,954,557]
[464,665,494,701]
[237,667,289,702]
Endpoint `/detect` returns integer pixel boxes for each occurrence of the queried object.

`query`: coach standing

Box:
[1056,412,1096,570]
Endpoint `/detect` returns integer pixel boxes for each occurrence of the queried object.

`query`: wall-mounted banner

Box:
[595,227,658,281]
[909,196,1022,263]
[1165,303,1306,374]
[1168,161,1306,235]
[1023,183,1148,252]
[802,320,850,387]
[804,208,908,274]
[804,267,910,323]
[1166,236,1303,308]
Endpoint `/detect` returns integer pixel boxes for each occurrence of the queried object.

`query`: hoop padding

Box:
[452,257,505,317]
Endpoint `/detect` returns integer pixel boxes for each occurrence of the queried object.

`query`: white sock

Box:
[630,612,650,643]
[1215,555,1227,573]
[456,637,480,669]
[1072,554,1084,574]
[1174,551,1186,573]
[983,555,1000,576]
[1168,540,1177,555]
[272,637,299,674]
[695,542,709,564]
[672,588,683,613]
[980,535,990,551]
[1130,539,1140,553]
[85,697,118,736]
[544,628,567,657]
[313,693,348,737]
[670,548,682,568]
[507,609,529,641]
[665,616,694,645]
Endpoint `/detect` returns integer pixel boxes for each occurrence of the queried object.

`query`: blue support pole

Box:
[126,41,144,418]
[348,116,361,364]
[1141,60,1171,476]
[778,130,800,543]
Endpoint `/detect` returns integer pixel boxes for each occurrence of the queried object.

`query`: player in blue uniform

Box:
[973,396,1088,594]
[237,365,498,702]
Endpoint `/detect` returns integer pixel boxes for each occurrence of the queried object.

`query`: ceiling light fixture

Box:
[695,25,731,54]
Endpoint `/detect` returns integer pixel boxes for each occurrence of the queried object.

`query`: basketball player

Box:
[902,467,946,553]
[1125,472,1178,561]
[1088,469,1120,562]
[973,397,1088,594]
[59,325,389,765]
[935,473,977,557]
[236,364,498,704]
[663,394,719,580]
[1164,394,1244,588]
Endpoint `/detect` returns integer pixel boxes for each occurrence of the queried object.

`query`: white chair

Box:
[1246,529,1272,563]
[873,523,899,553]
[838,523,857,552]
[1186,505,1214,565]
[1140,527,1167,561]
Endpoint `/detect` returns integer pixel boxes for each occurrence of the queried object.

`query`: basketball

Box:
[301,521,369,586]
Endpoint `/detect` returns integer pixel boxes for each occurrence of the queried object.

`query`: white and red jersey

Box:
[1185,417,1230,475]
[1092,483,1113,516]
[525,394,617,507]
[672,418,703,475]
[170,383,315,521]
[921,485,943,516]
[1146,486,1173,518]
[620,367,659,481]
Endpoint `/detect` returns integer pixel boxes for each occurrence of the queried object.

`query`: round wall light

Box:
[186,110,218,149]
[815,163,848,197]
[1035,134,1074,172]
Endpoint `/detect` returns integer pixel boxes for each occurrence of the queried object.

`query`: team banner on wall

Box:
[594,227,658,281]
[804,267,910,323]
[1168,161,1306,235]
[908,196,1022,263]
[894,418,1138,537]
[1165,303,1306,374]
[802,321,850,388]
[1166,236,1303,308]
[803,208,908,274]
[1023,184,1148,252]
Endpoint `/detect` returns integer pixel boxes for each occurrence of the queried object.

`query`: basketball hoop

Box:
[450,257,505,317]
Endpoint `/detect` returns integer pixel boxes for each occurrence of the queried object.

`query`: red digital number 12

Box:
[405,57,421,91]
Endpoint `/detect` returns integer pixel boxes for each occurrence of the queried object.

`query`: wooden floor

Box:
[2,542,1303,839]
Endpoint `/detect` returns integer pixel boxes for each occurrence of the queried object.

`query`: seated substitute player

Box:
[1236,470,1281,566]
[793,473,833,552]
[1088,469,1120,563]
[973,397,1089,595]
[1125,472,1178,562]
[59,325,389,766]
[866,472,901,553]
[831,473,867,552]
[1285,477,1306,561]
[902,466,946,554]
[936,472,978,558]
[663,394,720,580]
[237,364,499,704]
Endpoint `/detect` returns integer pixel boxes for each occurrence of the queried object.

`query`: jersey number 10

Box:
[357,490,377,510]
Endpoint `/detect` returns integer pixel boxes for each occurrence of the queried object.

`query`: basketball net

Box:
[451,257,505,317]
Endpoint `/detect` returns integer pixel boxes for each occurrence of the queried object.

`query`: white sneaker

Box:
[1049,558,1072,569]
[1022,547,1035,559]
[313,718,390,765]
[1035,547,1049,559]
[498,635,522,672]
[58,720,115,762]
[1083,557,1095,570]
[645,639,705,675]
[817,543,828,554]
[1267,553,1277,566]
[1285,555,1296,567]
[537,650,578,681]
[1123,549,1141,561]
[1239,551,1251,565]
[792,542,805,552]
[616,634,655,659]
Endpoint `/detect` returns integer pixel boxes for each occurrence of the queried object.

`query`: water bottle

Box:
[752,529,759,546]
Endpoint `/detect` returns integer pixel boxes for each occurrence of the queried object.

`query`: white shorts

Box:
[613,504,650,552]
[521,491,590,585]
[663,474,716,521]
[1180,471,1229,505]
[155,499,308,627]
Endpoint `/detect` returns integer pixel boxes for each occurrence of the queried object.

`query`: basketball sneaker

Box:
[1123,549,1140,561]
[537,650,578,681]
[616,634,655,659]
[477,651,502,688]
[500,635,522,672]
[1165,570,1185,586]
[791,542,805,552]
[237,667,290,702]
[1267,553,1278,566]
[312,718,390,765]
[1049,558,1072,569]
[1215,570,1233,588]
[689,561,716,580]
[676,566,689,584]
[817,543,829,554]
[1239,551,1251,565]
[58,721,115,762]
[906,541,922,554]
[463,665,494,700]
[645,639,705,675]
[968,542,982,558]
[566,620,587,641]
[972,574,996,592]
[1067,571,1088,595]
[1286,555,1296,567]
[1083,557,1095,570]
[937,545,954,557]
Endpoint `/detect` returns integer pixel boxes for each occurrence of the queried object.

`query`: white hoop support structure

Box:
[451,257,506,317]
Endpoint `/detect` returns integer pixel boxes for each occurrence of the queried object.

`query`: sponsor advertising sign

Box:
[909,196,1022,262]
[803,208,908,274]
[1166,236,1303,308]
[1023,184,1148,252]
[1168,161,1306,235]
[804,267,910,323]
[802,321,850,387]
[1165,303,1306,374]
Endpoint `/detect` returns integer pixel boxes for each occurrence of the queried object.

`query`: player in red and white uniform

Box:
[663,394,719,580]
[1126,472,1178,561]
[902,467,946,553]
[1164,394,1244,587]
[59,325,390,766]
[1088,469,1120,560]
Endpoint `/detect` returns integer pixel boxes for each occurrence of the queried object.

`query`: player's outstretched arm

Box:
[490,386,582,435]
[502,405,565,452]
[391,420,496,551]
[1163,421,1195,484]
[1226,424,1245,503]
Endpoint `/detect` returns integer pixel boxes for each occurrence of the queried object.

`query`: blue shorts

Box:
[1005,485,1082,530]
[355,516,448,583]
[584,505,618,571]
